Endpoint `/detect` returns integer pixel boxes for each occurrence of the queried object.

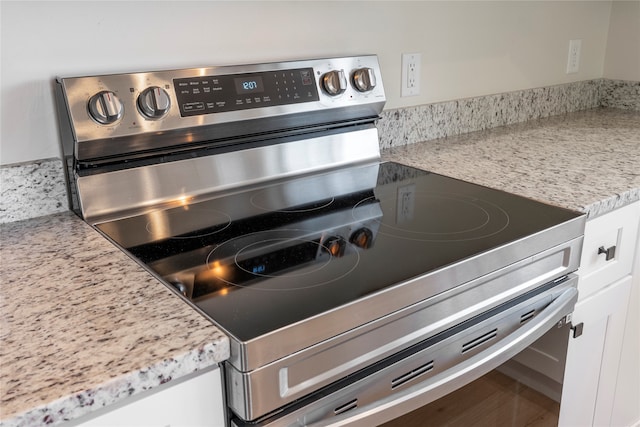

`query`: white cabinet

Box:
[559,201,640,427]
[611,242,640,427]
[69,366,226,427]
[559,275,632,426]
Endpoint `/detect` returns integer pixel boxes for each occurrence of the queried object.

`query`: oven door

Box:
[230,274,578,427]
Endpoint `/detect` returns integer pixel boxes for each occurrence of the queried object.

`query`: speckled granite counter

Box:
[0,212,229,427]
[382,108,640,218]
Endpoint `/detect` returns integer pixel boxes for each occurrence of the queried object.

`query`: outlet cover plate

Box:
[566,39,582,74]
[401,53,421,97]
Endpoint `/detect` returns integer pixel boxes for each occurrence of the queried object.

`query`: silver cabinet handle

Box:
[306,287,578,427]
[598,245,616,261]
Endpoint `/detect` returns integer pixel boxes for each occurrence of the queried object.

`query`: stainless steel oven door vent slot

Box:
[391,361,435,390]
[333,399,358,415]
[461,328,498,354]
[520,309,537,323]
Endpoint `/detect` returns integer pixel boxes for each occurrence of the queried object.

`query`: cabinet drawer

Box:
[578,201,640,301]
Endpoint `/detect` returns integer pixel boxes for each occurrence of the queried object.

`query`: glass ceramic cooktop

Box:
[97,162,580,341]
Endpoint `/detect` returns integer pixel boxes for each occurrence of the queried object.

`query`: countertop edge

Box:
[579,189,640,219]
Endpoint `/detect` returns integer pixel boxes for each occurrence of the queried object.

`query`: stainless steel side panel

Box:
[226,236,583,421]
[78,127,381,222]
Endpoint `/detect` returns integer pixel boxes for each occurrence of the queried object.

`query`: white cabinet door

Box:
[72,367,225,427]
[611,221,640,427]
[559,275,632,427]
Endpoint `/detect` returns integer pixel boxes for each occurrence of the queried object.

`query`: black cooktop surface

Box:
[97,162,580,341]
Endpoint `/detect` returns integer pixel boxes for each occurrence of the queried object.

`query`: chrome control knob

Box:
[352,68,376,92]
[322,70,347,96]
[138,86,171,119]
[88,91,123,125]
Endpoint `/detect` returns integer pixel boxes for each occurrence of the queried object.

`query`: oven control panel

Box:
[174,67,319,117]
[56,55,386,161]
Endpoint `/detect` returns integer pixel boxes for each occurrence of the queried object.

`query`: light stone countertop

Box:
[0,107,638,427]
[0,212,229,427]
[382,108,640,218]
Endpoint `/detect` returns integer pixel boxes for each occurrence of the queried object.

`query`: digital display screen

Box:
[234,76,264,94]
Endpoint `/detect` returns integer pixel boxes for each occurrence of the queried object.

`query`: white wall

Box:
[604,0,640,80]
[0,1,615,165]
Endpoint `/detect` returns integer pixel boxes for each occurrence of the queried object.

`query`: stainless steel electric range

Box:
[55,55,586,426]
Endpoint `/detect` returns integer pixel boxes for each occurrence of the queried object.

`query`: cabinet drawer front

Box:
[578,201,640,300]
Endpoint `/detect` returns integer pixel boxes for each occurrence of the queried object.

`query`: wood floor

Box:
[379,370,560,427]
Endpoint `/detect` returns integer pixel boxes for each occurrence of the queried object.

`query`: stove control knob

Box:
[322,70,347,96]
[138,86,171,119]
[352,68,377,92]
[350,228,374,249]
[88,91,123,125]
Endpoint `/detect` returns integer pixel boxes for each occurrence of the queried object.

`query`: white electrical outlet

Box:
[401,53,421,97]
[566,39,582,74]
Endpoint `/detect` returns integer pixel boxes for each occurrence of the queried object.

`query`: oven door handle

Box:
[305,286,578,427]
